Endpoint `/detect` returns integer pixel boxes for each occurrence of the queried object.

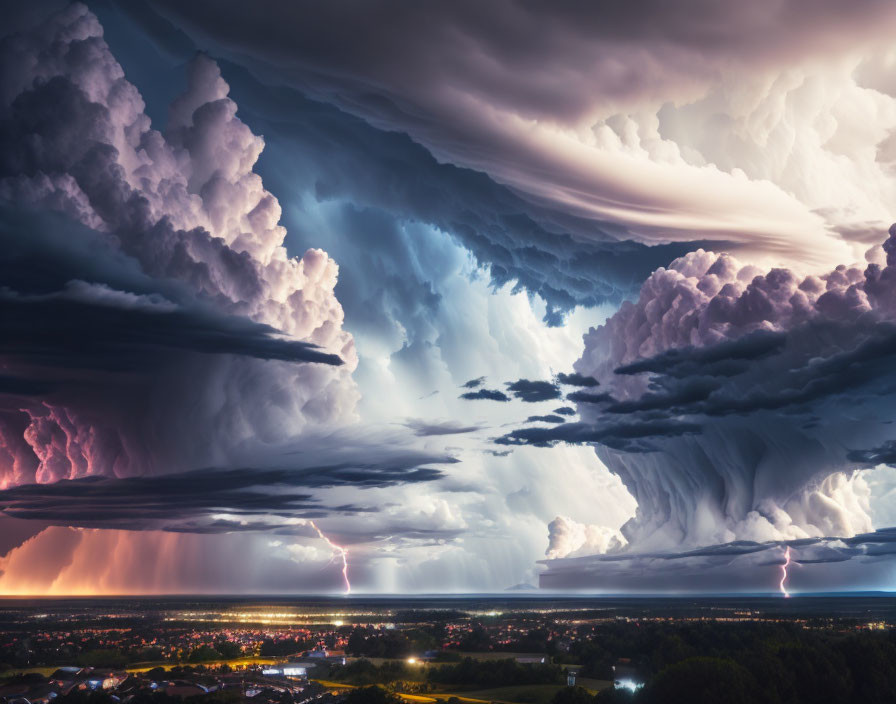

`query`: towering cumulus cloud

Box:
[492,224,896,588]
[0,3,357,489]
[570,235,896,552]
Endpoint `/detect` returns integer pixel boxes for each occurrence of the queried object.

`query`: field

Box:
[313,678,614,704]
[437,684,596,704]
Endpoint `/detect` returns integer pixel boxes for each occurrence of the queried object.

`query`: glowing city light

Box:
[308,520,351,595]
[616,680,643,692]
[779,545,792,598]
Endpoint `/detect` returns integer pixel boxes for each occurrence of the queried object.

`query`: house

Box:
[86,671,126,690]
[161,683,206,698]
[612,659,643,691]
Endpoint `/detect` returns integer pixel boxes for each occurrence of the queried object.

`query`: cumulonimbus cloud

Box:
[0,4,360,492]
[499,225,896,580]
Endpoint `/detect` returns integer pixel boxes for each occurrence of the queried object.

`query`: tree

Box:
[187,645,222,663]
[214,639,242,659]
[594,689,636,704]
[347,628,367,656]
[343,685,402,704]
[458,625,492,652]
[641,657,761,704]
[549,686,596,704]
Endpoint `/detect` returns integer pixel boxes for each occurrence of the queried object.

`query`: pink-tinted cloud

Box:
[0,4,358,491]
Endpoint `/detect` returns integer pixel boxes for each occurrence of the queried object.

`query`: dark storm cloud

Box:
[0,375,56,396]
[492,302,896,552]
[403,419,482,436]
[102,0,896,266]
[145,0,896,125]
[847,441,896,466]
[538,530,896,592]
[0,293,342,373]
[505,379,561,402]
[0,207,146,297]
[566,391,614,404]
[556,372,599,387]
[613,330,787,378]
[71,8,720,326]
[457,376,591,405]
[0,15,362,500]
[525,415,565,424]
[0,461,446,530]
[0,210,332,375]
[484,314,896,450]
[601,320,896,419]
[459,388,511,402]
[495,419,702,450]
[603,377,721,415]
[549,227,896,556]
[0,207,340,403]
[553,407,576,416]
[485,449,512,457]
[227,67,708,325]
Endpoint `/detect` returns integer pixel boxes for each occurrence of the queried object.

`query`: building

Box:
[48,668,83,693]
[162,683,207,698]
[612,659,643,692]
[86,671,126,690]
[260,663,308,679]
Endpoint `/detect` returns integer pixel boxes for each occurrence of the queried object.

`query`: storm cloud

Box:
[132,0,896,270]
[0,460,447,531]
[541,226,896,564]
[459,388,511,402]
[505,379,562,403]
[539,529,896,593]
[8,1,896,595]
[0,6,362,496]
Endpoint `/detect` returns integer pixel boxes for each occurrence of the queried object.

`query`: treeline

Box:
[328,657,563,689]
[325,660,418,687]
[1,644,166,670]
[345,626,439,658]
[257,637,315,657]
[428,657,562,687]
[559,624,896,704]
[1,642,244,670]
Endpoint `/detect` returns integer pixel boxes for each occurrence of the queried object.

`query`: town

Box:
[3,597,896,704]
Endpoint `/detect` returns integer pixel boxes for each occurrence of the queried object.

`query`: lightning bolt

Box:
[779,545,792,598]
[308,520,351,595]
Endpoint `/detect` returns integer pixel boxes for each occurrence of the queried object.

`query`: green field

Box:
[438,683,610,704]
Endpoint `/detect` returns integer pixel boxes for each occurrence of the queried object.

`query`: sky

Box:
[3,0,896,594]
